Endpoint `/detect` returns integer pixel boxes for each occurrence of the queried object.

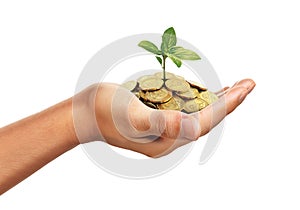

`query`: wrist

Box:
[60,98,81,147]
[72,84,101,144]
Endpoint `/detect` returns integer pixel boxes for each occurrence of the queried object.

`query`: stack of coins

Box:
[121,72,218,113]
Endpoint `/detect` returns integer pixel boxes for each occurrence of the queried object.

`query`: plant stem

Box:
[162,55,167,82]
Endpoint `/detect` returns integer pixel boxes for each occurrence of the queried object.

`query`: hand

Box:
[0,78,255,194]
[74,79,255,158]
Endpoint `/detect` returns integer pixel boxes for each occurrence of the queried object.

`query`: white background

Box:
[0,0,299,209]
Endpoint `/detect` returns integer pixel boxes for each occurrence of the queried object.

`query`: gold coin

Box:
[145,88,172,103]
[124,73,216,114]
[121,80,137,91]
[176,88,199,99]
[139,90,147,100]
[133,91,140,99]
[144,101,157,109]
[183,99,200,113]
[197,91,210,103]
[165,78,190,93]
[195,98,209,110]
[173,96,185,110]
[158,98,181,111]
[183,98,209,113]
[208,91,219,103]
[139,77,164,91]
[154,71,175,80]
[137,75,157,83]
[187,80,207,91]
[198,91,218,104]
[175,75,185,80]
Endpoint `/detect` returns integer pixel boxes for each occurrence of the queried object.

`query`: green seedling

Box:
[138,27,201,82]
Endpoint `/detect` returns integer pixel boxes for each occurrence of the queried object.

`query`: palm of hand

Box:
[94,79,255,157]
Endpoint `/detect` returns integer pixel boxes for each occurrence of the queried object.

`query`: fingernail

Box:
[239,89,248,103]
[181,116,199,140]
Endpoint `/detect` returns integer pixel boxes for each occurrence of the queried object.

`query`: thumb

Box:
[139,108,199,140]
[149,110,181,139]
[128,95,200,140]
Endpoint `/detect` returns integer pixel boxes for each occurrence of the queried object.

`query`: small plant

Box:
[138,27,201,82]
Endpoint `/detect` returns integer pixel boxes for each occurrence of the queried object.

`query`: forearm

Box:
[0,98,79,194]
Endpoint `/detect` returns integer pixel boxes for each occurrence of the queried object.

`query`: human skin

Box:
[0,79,255,194]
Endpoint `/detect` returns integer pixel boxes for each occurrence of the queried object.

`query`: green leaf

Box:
[161,27,176,54]
[168,46,201,60]
[156,56,162,65]
[138,41,161,55]
[167,54,182,68]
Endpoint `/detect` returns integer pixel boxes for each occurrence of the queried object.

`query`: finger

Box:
[215,86,230,98]
[126,135,192,158]
[232,78,256,93]
[130,79,255,141]
[191,85,253,138]
[216,79,255,98]
[149,109,182,139]
[180,79,256,140]
[128,96,183,140]
[214,86,229,95]
[150,137,193,158]
[111,86,158,140]
[128,97,154,132]
[220,79,255,97]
